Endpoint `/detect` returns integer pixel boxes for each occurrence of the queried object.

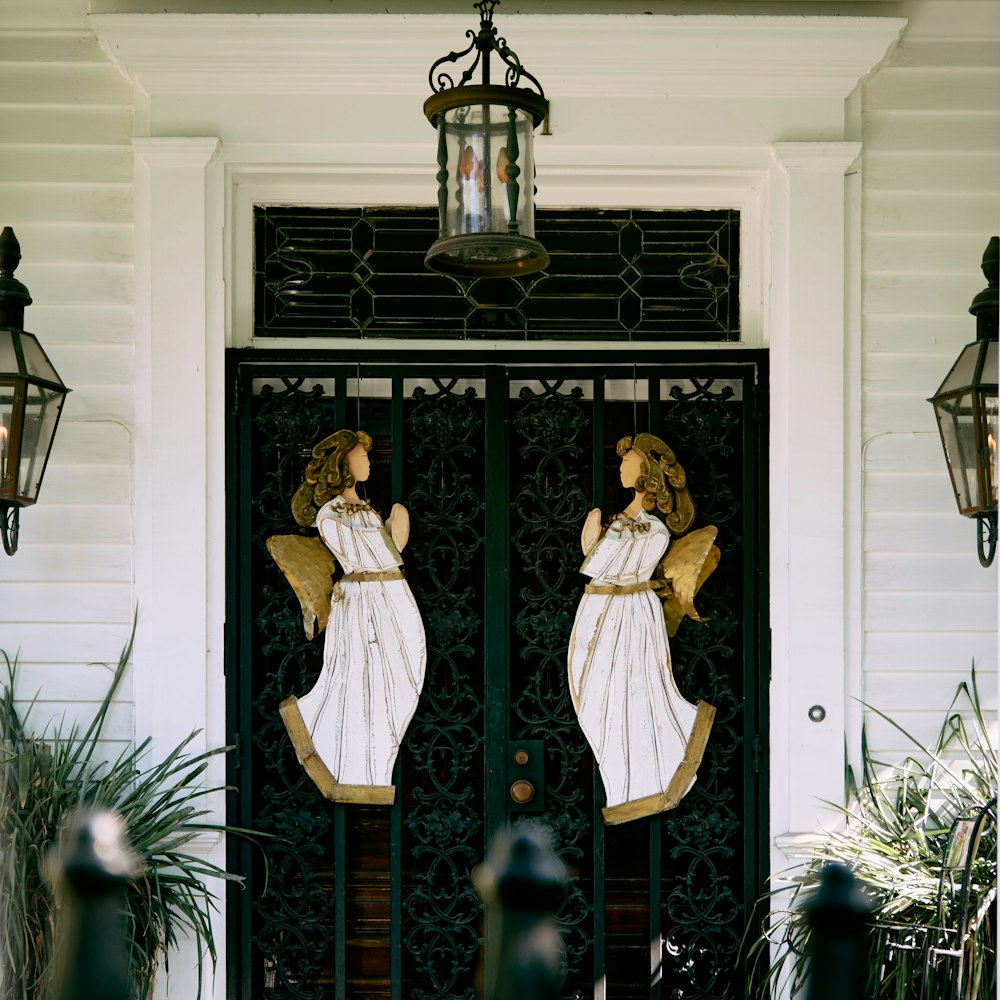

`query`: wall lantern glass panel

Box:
[0,227,71,555]
[929,236,999,567]
[424,1,549,277]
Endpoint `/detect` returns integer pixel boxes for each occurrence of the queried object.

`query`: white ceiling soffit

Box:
[90,13,905,99]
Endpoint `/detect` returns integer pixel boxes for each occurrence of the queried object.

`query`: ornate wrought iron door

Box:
[226,349,768,1000]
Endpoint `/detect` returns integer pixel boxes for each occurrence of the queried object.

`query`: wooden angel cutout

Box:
[268,429,426,805]
[567,433,719,826]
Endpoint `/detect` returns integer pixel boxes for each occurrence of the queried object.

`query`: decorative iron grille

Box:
[254,208,740,341]
[226,352,768,1000]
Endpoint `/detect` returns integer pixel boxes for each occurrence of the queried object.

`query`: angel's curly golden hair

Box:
[290,428,373,527]
[616,433,695,535]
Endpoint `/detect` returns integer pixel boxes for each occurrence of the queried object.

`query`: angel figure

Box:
[567,433,719,825]
[271,429,426,805]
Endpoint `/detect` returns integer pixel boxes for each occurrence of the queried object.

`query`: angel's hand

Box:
[386,503,410,551]
[581,507,603,555]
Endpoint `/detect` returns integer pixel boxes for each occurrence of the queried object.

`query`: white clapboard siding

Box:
[11,698,133,742]
[860,0,1000,760]
[0,15,135,745]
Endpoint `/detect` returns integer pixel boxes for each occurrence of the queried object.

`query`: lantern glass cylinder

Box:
[0,328,68,507]
[931,338,998,516]
[426,96,547,277]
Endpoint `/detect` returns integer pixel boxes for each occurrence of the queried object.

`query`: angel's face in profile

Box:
[347,443,371,484]
[619,448,644,491]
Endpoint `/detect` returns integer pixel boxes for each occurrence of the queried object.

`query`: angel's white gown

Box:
[567,510,704,811]
[295,497,426,788]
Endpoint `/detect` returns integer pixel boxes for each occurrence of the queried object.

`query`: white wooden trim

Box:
[96,14,904,1000]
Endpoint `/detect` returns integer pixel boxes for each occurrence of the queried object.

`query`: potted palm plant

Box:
[0,627,249,1000]
[747,671,997,999]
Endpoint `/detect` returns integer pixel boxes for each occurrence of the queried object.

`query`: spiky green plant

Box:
[0,630,248,1000]
[747,670,997,999]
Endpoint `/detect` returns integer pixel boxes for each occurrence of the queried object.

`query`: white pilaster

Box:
[769,141,861,839]
[132,137,222,762]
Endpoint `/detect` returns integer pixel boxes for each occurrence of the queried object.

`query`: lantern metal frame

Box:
[423,0,549,277]
[0,226,71,556]
[929,236,999,568]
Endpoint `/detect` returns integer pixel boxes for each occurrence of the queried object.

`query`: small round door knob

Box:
[509,779,535,805]
[514,749,530,765]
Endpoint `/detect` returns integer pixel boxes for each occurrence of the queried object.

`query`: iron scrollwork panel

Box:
[402,378,488,1000]
[232,358,763,1000]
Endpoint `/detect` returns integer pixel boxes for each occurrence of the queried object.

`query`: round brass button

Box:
[513,749,530,766]
[509,779,535,805]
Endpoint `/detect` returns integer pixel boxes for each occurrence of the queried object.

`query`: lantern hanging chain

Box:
[426,0,545,97]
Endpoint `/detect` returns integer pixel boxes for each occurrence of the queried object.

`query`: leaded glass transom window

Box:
[254,207,739,341]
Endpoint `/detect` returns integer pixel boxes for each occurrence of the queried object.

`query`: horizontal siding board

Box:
[864,511,988,554]
[862,391,946,436]
[43,464,131,505]
[0,106,132,144]
[866,68,1000,113]
[46,343,134,384]
[30,304,135,345]
[865,551,994,593]
[0,583,133,624]
[863,271,988,315]
[866,669,996,712]
[864,350,961,393]
[864,632,997,672]
[864,193,1000,235]
[8,543,131,583]
[888,39,1000,69]
[863,232,995,274]
[6,223,133,265]
[26,504,132,546]
[13,698,133,741]
[865,470,957,515]
[0,183,133,224]
[0,63,133,106]
[21,263,133,307]
[862,710,996,760]
[902,1,1000,38]
[0,145,133,184]
[864,112,1000,153]
[863,314,982,354]
[865,592,995,633]
[13,662,133,702]
[57,386,133,425]
[0,33,110,64]
[863,431,941,471]
[864,151,1000,193]
[49,422,132,464]
[0,622,134,662]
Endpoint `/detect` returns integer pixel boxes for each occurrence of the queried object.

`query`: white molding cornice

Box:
[90,13,905,99]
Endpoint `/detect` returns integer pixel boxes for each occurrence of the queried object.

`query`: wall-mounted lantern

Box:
[929,236,998,567]
[423,0,549,278]
[0,227,71,556]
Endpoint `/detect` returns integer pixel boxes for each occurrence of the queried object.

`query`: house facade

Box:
[1,0,997,997]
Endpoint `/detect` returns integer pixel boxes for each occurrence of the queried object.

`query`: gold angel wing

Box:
[657,525,721,638]
[266,534,337,640]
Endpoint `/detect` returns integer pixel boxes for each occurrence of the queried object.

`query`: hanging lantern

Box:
[928,236,998,567]
[424,0,549,278]
[0,226,71,555]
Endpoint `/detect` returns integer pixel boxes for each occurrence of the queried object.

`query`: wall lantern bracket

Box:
[0,226,71,556]
[929,236,999,568]
[423,0,550,278]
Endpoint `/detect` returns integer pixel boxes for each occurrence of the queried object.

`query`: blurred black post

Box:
[48,808,141,1000]
[806,863,872,1000]
[475,824,569,1000]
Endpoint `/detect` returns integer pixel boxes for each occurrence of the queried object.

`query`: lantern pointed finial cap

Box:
[969,235,998,323]
[0,226,32,314]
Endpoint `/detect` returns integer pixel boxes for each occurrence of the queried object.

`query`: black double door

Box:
[226,350,768,1000]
